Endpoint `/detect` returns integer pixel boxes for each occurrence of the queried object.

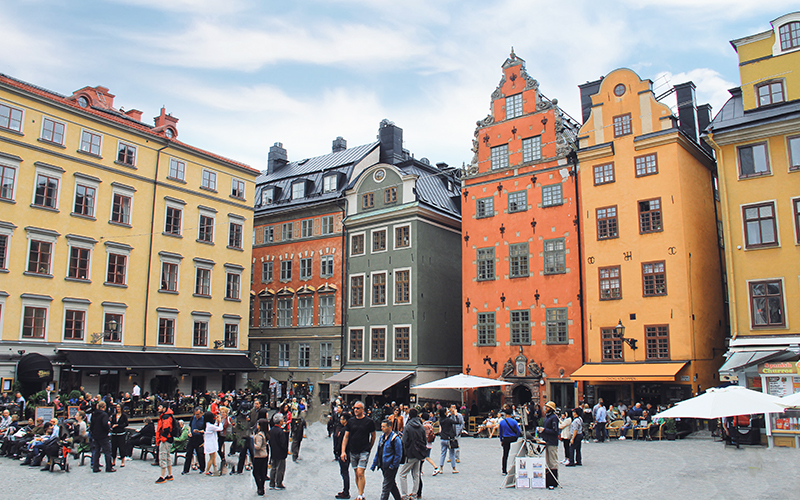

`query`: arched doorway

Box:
[512,384,532,406]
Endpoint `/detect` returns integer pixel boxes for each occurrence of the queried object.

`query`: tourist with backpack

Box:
[155,404,178,484]
[370,419,403,500]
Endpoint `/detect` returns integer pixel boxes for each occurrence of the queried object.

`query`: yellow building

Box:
[704,12,800,447]
[572,68,727,407]
[0,74,258,399]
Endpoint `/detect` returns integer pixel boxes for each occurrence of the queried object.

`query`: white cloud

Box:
[653,68,737,115]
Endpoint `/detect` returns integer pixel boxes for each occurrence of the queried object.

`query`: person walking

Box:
[537,401,560,489]
[290,415,306,462]
[269,413,289,490]
[370,419,403,500]
[90,401,114,473]
[203,411,223,476]
[594,400,608,443]
[340,401,376,500]
[236,398,261,474]
[252,419,270,496]
[154,405,176,484]
[333,411,352,499]
[558,410,572,464]
[436,407,458,474]
[450,404,464,464]
[497,410,520,475]
[110,403,128,468]
[566,407,583,467]
[399,408,426,500]
[182,407,206,475]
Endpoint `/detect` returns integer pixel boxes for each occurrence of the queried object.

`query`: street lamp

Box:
[613,319,637,350]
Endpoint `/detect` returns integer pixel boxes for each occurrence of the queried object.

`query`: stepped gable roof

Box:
[0,73,255,174]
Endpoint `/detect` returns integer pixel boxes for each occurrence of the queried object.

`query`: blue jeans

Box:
[439,439,455,470]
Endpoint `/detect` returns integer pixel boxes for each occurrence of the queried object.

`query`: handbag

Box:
[448,438,459,449]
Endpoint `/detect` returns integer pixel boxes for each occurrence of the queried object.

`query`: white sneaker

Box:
[619,436,626,440]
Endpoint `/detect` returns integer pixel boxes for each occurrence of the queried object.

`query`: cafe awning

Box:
[63,350,177,370]
[168,353,256,372]
[719,350,786,373]
[16,353,54,383]
[339,371,414,396]
[322,370,367,384]
[571,362,688,382]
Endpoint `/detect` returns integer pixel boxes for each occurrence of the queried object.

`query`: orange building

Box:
[461,51,583,410]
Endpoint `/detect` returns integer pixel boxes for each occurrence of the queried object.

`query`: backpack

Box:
[169,416,180,441]
[424,422,435,443]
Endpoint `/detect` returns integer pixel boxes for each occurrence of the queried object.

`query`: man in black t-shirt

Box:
[340,401,376,500]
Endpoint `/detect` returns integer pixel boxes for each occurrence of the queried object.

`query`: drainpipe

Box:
[142,143,170,351]
[568,150,585,401]
[337,196,348,373]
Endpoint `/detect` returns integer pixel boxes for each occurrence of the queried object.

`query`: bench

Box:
[133,436,157,461]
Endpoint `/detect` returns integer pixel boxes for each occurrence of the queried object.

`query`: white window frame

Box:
[0,221,17,271]
[19,294,52,341]
[223,316,240,349]
[65,234,96,282]
[109,182,135,226]
[0,154,20,202]
[164,198,184,236]
[368,325,388,362]
[506,93,523,119]
[350,231,366,256]
[393,267,412,305]
[116,140,137,167]
[25,226,59,276]
[156,308,178,346]
[101,302,126,343]
[262,260,273,283]
[292,181,305,199]
[72,173,100,218]
[104,241,131,286]
[297,295,314,326]
[231,178,246,200]
[349,272,366,309]
[261,187,274,206]
[370,270,388,307]
[191,312,211,348]
[79,129,103,156]
[197,206,216,244]
[323,175,337,193]
[62,298,89,342]
[224,263,243,301]
[0,103,24,133]
[277,297,293,328]
[522,136,542,163]
[40,116,66,145]
[202,169,217,191]
[168,158,186,181]
[159,251,182,293]
[301,219,313,238]
[320,255,334,278]
[193,258,214,297]
[392,324,412,362]
[370,227,388,254]
[31,162,64,210]
[318,294,335,326]
[280,258,292,282]
[278,342,290,367]
[393,223,411,250]
[348,327,364,362]
[321,215,335,235]
[228,214,245,249]
[300,256,313,280]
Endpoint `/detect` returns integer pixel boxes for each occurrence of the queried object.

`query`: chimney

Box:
[153,107,179,137]
[436,162,449,170]
[267,142,288,174]
[674,82,698,143]
[124,109,143,122]
[696,103,713,155]
[378,119,404,165]
[332,136,347,153]
[578,78,603,124]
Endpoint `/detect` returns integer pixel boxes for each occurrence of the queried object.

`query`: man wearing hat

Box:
[537,401,560,489]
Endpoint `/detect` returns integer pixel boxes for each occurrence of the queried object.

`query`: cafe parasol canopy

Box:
[411,373,513,390]
[653,386,787,419]
[780,391,800,408]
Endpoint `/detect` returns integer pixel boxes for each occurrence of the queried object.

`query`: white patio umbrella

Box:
[780,391,800,408]
[653,386,786,419]
[411,373,513,390]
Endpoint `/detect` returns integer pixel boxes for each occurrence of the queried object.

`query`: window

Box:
[165,206,182,235]
[320,255,334,277]
[543,238,566,274]
[350,329,364,361]
[509,243,529,277]
[68,247,90,280]
[277,298,293,327]
[63,309,85,341]
[642,261,667,296]
[291,181,304,199]
[372,229,387,252]
[168,159,185,180]
[546,308,568,344]
[602,328,623,361]
[749,280,785,328]
[506,93,523,119]
[756,81,785,107]
[226,272,241,300]
[320,342,333,367]
[645,325,670,359]
[198,215,214,243]
[111,193,131,225]
[22,307,47,338]
[34,173,59,209]
[281,222,293,240]
[542,184,563,207]
[259,299,273,327]
[371,328,386,360]
[157,261,177,291]
[103,312,123,342]
[613,113,632,137]
[395,225,410,248]
[224,323,238,348]
[193,321,208,347]
[41,118,65,144]
[789,136,800,171]
[280,260,292,281]
[319,294,335,325]
[80,130,102,156]
[477,313,495,346]
[117,142,136,166]
[350,275,364,307]
[508,191,527,213]
[372,272,387,305]
[510,310,530,345]
[477,247,495,281]
[106,254,127,285]
[362,192,374,209]
[635,153,658,177]
[597,206,618,240]
[73,184,96,216]
[322,216,334,235]
[491,144,508,170]
[323,175,337,193]
[395,327,410,361]
[737,143,770,178]
[195,268,211,296]
[395,270,410,304]
[780,21,800,50]
[228,221,243,249]
[522,136,541,163]
[202,170,217,190]
[0,104,23,132]
[264,225,274,243]
[593,163,614,185]
[158,318,175,345]
[0,164,15,200]
[261,187,274,206]
[476,197,494,218]
[299,257,313,280]
[278,343,290,367]
[301,219,313,238]
[351,234,365,255]
[638,198,662,233]
[231,179,245,199]
[296,343,310,367]
[743,202,778,248]
[599,266,621,300]
[28,240,52,275]
[259,343,271,366]
[794,199,800,244]
[384,187,397,204]
[0,234,8,270]
[262,261,273,282]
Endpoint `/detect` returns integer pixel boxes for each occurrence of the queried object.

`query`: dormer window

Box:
[779,21,800,51]
[261,187,275,206]
[77,96,89,108]
[756,81,784,107]
[323,174,337,193]
[292,181,305,200]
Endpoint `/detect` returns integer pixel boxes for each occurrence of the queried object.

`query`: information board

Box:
[515,457,545,489]
[35,406,55,422]
[68,406,80,419]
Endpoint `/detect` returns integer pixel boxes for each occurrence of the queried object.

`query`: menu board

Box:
[764,376,799,398]
[515,457,545,489]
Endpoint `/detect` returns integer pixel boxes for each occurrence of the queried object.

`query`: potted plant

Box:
[664,418,678,440]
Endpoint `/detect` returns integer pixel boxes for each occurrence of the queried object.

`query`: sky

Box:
[1,1,797,171]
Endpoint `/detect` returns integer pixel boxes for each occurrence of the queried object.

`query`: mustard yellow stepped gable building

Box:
[0,74,258,399]
[703,13,800,447]
[571,69,727,406]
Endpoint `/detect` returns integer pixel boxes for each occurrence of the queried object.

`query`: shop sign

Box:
[758,361,800,375]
